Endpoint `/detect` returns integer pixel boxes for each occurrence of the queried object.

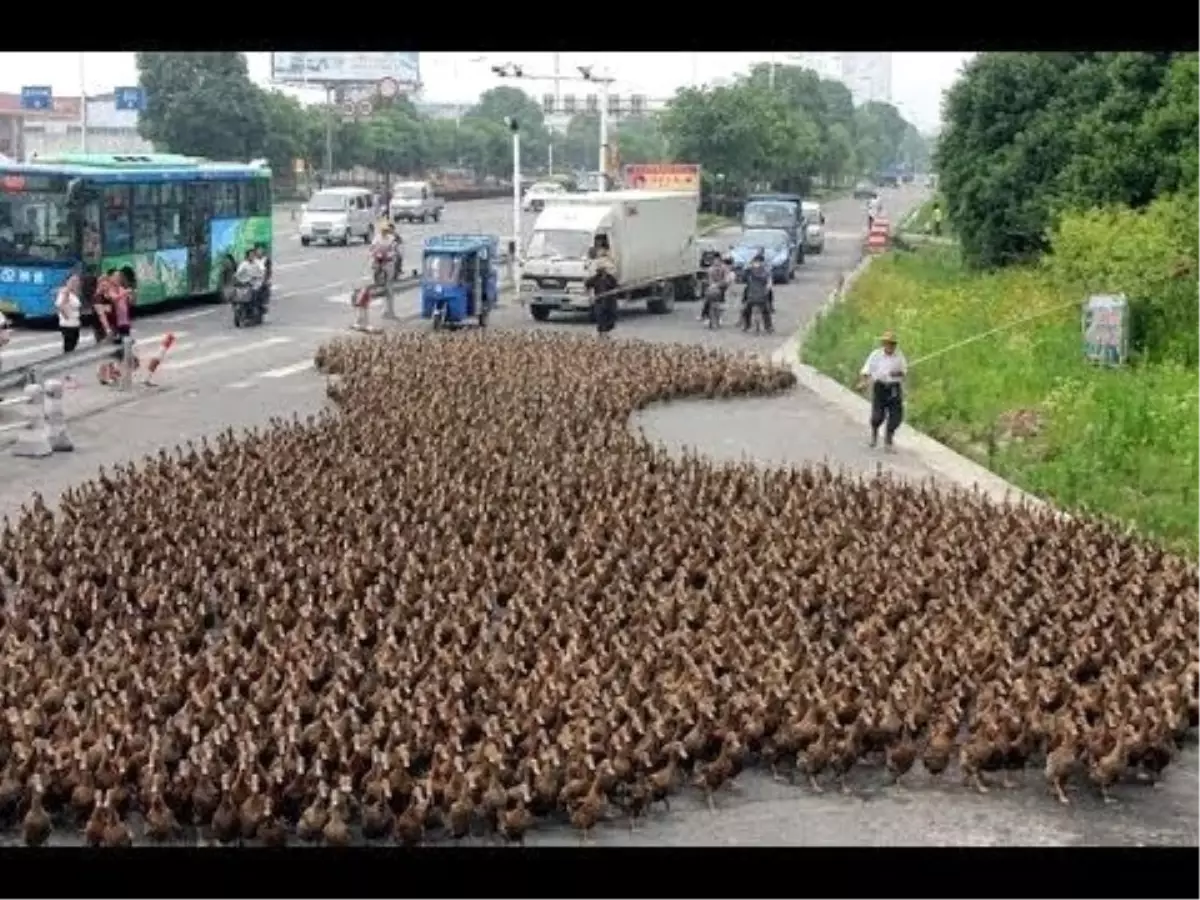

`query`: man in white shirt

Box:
[856,330,907,450]
[867,193,882,230]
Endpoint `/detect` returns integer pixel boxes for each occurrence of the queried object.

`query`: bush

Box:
[802,245,1198,554]
[1044,191,1198,365]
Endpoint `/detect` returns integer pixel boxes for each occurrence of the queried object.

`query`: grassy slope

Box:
[803,245,1198,554]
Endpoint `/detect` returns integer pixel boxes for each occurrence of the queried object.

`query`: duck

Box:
[22,774,52,846]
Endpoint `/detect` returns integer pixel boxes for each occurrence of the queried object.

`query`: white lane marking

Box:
[258,360,314,379]
[275,279,358,300]
[3,337,63,359]
[167,336,292,372]
[273,259,319,272]
[158,308,219,324]
[1,395,29,407]
[0,419,29,432]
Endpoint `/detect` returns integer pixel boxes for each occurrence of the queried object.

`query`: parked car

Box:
[390,181,445,223]
[522,181,567,213]
[299,187,376,246]
[801,200,825,254]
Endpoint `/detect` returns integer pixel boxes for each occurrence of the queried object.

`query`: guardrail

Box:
[0,339,128,397]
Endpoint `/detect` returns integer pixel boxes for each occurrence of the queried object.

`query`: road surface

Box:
[0,187,1195,847]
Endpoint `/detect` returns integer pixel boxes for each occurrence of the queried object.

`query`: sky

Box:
[0,52,973,134]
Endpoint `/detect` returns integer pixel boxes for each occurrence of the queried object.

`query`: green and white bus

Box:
[0,153,271,321]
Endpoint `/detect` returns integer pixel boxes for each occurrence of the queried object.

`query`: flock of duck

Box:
[0,331,1195,846]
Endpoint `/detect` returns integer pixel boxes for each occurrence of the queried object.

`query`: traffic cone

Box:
[143,332,177,385]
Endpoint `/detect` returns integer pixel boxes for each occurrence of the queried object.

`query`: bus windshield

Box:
[0,186,75,265]
[742,201,798,230]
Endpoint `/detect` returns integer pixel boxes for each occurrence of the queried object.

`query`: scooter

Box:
[231,279,266,328]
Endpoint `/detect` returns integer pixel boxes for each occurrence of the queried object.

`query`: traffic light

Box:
[630,94,646,115]
[607,93,621,115]
[586,94,598,114]
[542,94,556,115]
[562,94,576,115]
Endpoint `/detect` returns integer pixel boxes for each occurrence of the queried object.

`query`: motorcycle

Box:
[230,279,265,328]
[372,245,403,289]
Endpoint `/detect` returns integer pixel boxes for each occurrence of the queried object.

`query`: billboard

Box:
[270,53,420,86]
[623,163,701,193]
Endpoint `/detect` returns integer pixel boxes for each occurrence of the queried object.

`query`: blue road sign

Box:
[114,86,145,112]
[20,86,53,111]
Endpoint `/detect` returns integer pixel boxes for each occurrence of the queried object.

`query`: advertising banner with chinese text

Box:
[623,164,701,193]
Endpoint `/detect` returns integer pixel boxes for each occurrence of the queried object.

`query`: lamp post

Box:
[506,116,521,291]
[78,53,89,153]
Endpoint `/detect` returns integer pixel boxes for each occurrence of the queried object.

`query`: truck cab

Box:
[741,194,806,266]
[390,181,445,223]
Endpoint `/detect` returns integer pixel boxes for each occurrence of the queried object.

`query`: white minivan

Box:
[299,187,376,246]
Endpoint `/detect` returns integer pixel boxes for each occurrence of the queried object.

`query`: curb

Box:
[768,252,1047,510]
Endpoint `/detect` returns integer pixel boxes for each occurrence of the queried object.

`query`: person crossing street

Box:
[856,330,907,451]
[369,222,403,320]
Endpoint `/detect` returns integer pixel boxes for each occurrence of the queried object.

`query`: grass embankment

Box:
[698,212,736,234]
[898,195,951,237]
[803,243,1198,554]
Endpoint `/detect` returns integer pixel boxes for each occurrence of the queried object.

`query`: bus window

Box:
[236,182,252,219]
[102,185,132,255]
[159,183,184,248]
[0,177,75,265]
[132,183,159,253]
[213,182,239,218]
[247,179,270,216]
[80,191,102,264]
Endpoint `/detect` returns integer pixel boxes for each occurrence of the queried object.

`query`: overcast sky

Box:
[0,52,972,133]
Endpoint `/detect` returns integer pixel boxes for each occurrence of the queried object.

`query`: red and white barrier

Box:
[867,217,891,254]
[142,332,177,385]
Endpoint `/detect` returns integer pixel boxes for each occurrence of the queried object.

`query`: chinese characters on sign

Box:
[623,164,701,194]
[0,268,47,285]
[1081,294,1128,367]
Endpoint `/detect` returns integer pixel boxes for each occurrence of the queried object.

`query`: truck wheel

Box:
[433,209,442,223]
[674,275,699,301]
[300,237,311,247]
[530,306,551,322]
[647,281,675,315]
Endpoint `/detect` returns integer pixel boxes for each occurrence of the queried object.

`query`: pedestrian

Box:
[98,268,135,385]
[930,202,943,237]
[740,251,773,333]
[856,330,907,451]
[588,236,619,335]
[867,193,882,231]
[54,271,82,353]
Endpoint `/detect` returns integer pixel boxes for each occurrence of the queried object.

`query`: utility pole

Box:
[78,53,89,153]
[506,116,521,290]
[324,86,335,182]
[768,52,777,90]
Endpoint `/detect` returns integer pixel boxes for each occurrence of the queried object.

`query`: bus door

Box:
[183,181,213,294]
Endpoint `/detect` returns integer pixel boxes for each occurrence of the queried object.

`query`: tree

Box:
[136,53,267,162]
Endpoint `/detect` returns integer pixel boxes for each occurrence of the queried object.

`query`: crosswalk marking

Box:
[168,336,292,372]
[258,360,313,379]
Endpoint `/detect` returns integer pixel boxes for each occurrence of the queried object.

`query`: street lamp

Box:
[578,65,614,186]
[505,116,521,291]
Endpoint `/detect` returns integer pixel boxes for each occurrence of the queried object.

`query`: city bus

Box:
[0,153,271,321]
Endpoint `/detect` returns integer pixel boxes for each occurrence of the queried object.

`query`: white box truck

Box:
[520,191,700,322]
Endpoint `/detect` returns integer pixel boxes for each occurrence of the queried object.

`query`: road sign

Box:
[378,77,399,99]
[114,86,146,112]
[19,86,52,112]
[356,99,374,117]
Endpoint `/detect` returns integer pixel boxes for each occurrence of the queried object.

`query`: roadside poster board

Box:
[624,163,701,193]
[1081,294,1129,367]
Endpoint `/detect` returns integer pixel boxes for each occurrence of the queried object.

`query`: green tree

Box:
[136,52,267,162]
[258,90,309,182]
[365,104,428,181]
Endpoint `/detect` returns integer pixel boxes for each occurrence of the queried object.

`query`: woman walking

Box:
[54,272,82,353]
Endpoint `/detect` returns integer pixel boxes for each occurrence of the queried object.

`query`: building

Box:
[840,54,893,106]
[792,53,844,83]
[0,92,153,161]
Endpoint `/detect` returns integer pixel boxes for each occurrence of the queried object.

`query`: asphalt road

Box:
[1,187,1196,847]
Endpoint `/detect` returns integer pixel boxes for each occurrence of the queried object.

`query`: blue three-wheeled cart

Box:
[420,234,499,330]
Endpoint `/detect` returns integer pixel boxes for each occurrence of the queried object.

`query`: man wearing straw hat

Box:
[856,330,907,451]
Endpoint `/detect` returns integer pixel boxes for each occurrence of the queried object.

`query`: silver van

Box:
[299,187,376,246]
